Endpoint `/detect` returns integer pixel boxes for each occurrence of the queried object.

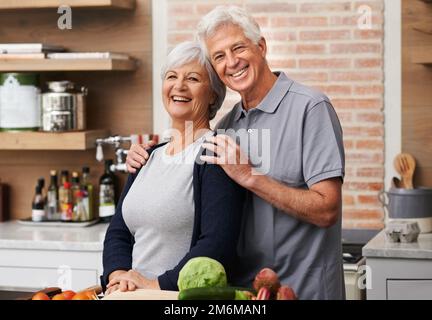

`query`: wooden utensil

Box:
[393,153,416,189]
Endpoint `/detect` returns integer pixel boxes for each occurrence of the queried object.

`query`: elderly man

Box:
[127,6,345,300]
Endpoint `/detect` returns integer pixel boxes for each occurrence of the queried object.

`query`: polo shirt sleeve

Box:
[302,100,345,188]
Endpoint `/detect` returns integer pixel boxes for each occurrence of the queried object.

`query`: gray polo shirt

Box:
[215,72,345,300]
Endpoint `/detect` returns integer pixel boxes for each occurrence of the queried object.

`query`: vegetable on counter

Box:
[177,257,227,291]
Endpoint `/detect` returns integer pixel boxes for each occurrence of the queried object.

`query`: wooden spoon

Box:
[393,153,416,189]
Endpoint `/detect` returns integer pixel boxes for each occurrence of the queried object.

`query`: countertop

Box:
[362,230,432,260]
[0,220,108,252]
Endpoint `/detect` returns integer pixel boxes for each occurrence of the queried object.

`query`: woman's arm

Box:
[101,173,137,290]
[158,162,246,290]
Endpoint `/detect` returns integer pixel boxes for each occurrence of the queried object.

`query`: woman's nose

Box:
[173,78,187,90]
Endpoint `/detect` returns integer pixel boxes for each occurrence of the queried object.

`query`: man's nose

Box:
[226,52,239,68]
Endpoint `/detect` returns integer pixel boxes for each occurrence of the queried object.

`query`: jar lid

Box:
[46,81,76,93]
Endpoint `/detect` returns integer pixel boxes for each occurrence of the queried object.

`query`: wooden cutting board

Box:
[102,289,178,300]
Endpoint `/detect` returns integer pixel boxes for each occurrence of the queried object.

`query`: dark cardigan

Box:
[101,142,245,291]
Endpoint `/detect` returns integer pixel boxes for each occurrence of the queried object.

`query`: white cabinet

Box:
[0,221,107,292]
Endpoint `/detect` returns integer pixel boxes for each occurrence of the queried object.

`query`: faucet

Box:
[95,135,134,173]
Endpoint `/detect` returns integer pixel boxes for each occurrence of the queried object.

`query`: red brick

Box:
[330,15,383,26]
[268,59,296,69]
[330,43,382,54]
[357,167,384,178]
[271,44,296,55]
[343,126,384,137]
[254,16,269,28]
[343,194,355,206]
[300,2,351,13]
[300,30,351,41]
[288,72,328,82]
[167,33,194,45]
[296,44,326,54]
[271,17,328,28]
[356,139,384,149]
[356,112,384,123]
[354,29,383,40]
[358,195,381,206]
[355,58,382,68]
[264,31,297,41]
[343,220,384,230]
[299,58,351,69]
[354,1,384,11]
[331,71,382,82]
[345,152,383,163]
[334,111,353,122]
[344,140,354,149]
[354,85,384,95]
[245,3,297,13]
[314,85,352,96]
[196,3,242,15]
[344,182,384,191]
[168,3,196,16]
[169,18,200,31]
[344,209,384,220]
[332,99,382,109]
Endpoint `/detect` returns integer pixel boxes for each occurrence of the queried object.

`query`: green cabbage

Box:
[177,257,227,291]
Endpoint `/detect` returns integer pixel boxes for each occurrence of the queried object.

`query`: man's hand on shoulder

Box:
[126,141,155,173]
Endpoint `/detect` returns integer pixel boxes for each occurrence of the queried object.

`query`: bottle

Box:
[81,167,94,221]
[47,170,59,220]
[58,170,69,218]
[71,171,81,221]
[99,159,116,222]
[73,190,87,221]
[32,184,46,222]
[60,182,73,221]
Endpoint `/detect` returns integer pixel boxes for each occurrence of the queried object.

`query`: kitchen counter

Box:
[362,230,432,259]
[362,230,432,300]
[0,220,108,251]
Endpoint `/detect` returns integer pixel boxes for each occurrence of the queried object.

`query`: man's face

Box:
[205,24,267,96]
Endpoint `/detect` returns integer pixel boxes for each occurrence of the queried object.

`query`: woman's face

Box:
[162,60,215,124]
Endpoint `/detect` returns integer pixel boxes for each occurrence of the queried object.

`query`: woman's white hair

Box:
[196,6,262,57]
[161,41,226,120]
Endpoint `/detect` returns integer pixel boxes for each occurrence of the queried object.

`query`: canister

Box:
[41,81,87,132]
[0,73,41,131]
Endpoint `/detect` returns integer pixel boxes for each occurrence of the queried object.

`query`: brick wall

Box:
[165,0,385,229]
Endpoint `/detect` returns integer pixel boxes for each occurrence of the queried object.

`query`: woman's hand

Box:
[107,269,160,292]
[126,141,156,173]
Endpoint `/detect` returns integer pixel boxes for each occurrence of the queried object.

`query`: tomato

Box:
[51,293,67,300]
[31,292,50,300]
[62,290,76,300]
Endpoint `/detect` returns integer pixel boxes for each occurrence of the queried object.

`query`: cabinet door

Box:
[387,280,432,300]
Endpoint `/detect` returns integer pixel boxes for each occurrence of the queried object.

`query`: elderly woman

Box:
[101,41,245,294]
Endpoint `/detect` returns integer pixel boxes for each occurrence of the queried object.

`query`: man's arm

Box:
[245,174,341,228]
[201,135,342,228]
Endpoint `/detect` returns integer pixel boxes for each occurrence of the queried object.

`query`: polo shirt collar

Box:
[234,72,294,121]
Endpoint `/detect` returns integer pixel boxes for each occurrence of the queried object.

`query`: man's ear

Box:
[258,37,267,58]
[210,91,217,106]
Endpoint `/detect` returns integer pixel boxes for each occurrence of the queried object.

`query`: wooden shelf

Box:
[411,46,432,64]
[0,58,137,72]
[0,0,135,10]
[0,129,109,150]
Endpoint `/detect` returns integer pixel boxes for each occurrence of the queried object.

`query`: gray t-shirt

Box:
[216,72,345,300]
[122,132,211,279]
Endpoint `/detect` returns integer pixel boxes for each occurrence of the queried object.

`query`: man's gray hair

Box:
[197,6,262,57]
[161,41,226,120]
